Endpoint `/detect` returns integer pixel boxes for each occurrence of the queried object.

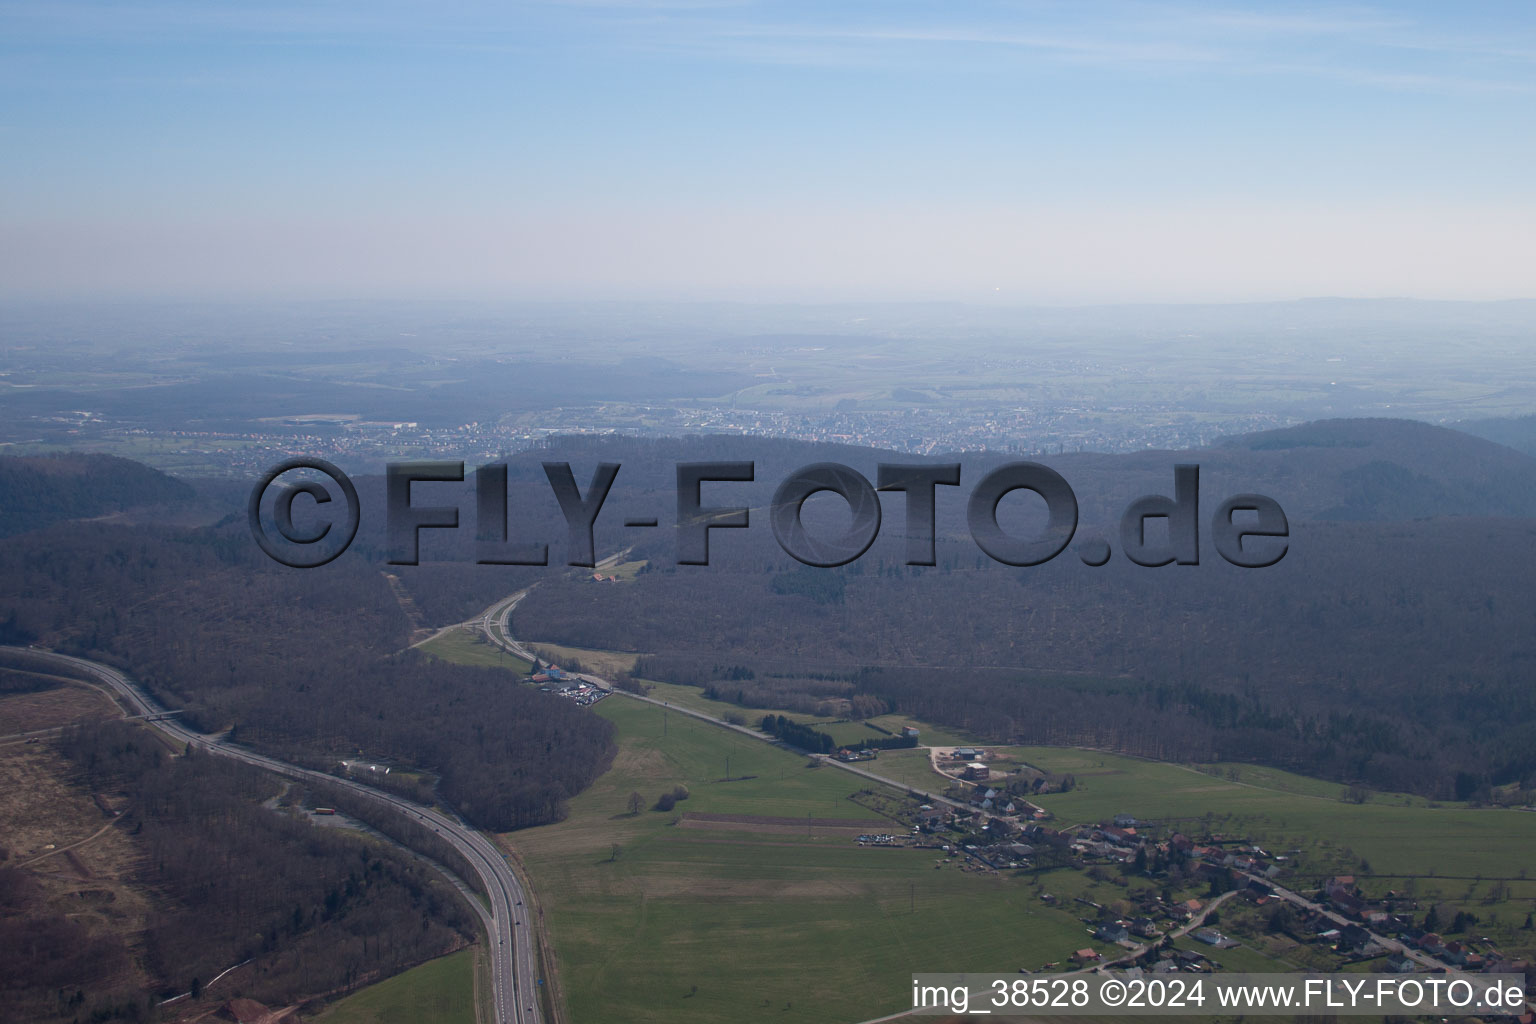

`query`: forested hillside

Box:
[0,513,615,831]
[0,453,193,539]
[1,718,476,1024]
[5,417,1532,815]
[495,421,1536,799]
[1457,412,1536,459]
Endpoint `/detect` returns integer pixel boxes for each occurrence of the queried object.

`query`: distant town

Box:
[25,402,1295,477]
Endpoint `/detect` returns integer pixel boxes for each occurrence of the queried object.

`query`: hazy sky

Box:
[2,1,1532,303]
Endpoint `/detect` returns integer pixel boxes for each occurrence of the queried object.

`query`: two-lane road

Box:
[1,646,541,1024]
[470,592,979,816]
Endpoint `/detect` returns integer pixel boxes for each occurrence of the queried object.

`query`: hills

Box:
[1456,413,1536,460]
[0,453,192,539]
[495,419,1536,799]
[1214,418,1536,520]
[1,414,1532,805]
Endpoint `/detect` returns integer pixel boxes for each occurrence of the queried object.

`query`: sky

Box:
[1,1,1532,303]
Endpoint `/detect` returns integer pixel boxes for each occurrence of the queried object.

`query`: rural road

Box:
[477,585,1510,1021]
[1239,871,1471,978]
[471,592,979,814]
[0,646,542,1024]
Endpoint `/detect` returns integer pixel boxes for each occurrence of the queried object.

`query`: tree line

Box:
[758,714,835,754]
[0,520,618,833]
[518,511,1536,798]
[0,719,477,1024]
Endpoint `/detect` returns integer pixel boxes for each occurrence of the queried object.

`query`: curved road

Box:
[463,582,1525,1022]
[474,594,978,816]
[1,646,541,1024]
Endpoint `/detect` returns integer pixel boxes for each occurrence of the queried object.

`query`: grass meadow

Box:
[419,627,532,674]
[505,697,1107,1024]
[422,636,1536,1021]
[311,948,480,1024]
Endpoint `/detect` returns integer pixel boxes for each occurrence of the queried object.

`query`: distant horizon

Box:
[4,293,1536,310]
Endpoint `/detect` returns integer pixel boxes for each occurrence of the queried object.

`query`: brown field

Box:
[0,670,155,1011]
[0,740,154,996]
[1,741,124,861]
[523,641,639,677]
[0,679,119,736]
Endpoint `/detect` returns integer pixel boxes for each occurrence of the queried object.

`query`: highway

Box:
[0,646,542,1024]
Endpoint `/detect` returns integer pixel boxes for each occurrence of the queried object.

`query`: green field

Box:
[1016,745,1536,877]
[634,677,974,749]
[467,648,1536,1024]
[507,702,1536,1024]
[311,948,479,1024]
[507,697,1116,1024]
[1167,935,1293,974]
[498,633,960,746]
[419,628,532,674]
[857,747,955,793]
[812,714,972,750]
[629,677,740,718]
[1018,746,1536,954]
[603,559,649,580]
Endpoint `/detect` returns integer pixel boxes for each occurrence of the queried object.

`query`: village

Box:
[411,623,1535,1017]
[839,743,1534,995]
